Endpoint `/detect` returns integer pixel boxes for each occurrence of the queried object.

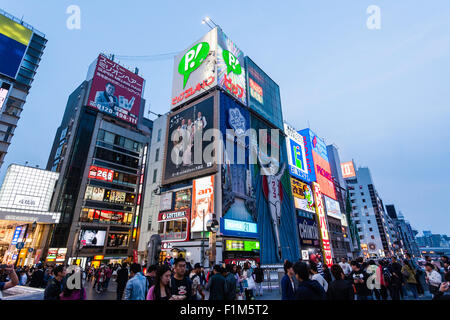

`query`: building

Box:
[45,54,152,267]
[0,164,59,266]
[385,204,420,257]
[0,10,47,168]
[343,166,393,258]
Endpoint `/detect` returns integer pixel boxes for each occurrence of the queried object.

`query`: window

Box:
[364,206,368,209]
[369,228,373,232]
[371,235,375,240]
[359,186,363,189]
[360,235,364,240]
[157,129,162,142]
[362,199,366,203]
[368,220,371,224]
[152,169,158,183]
[155,148,160,162]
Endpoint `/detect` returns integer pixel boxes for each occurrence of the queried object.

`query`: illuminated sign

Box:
[221,218,258,238]
[46,248,58,261]
[285,122,310,182]
[249,78,263,104]
[341,161,356,179]
[160,192,173,211]
[191,175,214,232]
[290,177,315,213]
[0,82,10,111]
[158,210,188,221]
[56,248,67,262]
[94,255,104,260]
[324,196,342,220]
[88,165,114,182]
[225,240,260,251]
[11,226,22,245]
[13,195,40,208]
[312,182,333,266]
[312,151,336,200]
[297,217,320,247]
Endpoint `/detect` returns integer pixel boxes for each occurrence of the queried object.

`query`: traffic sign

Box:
[16,242,24,250]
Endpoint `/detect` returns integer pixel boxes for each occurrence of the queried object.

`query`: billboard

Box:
[324,195,343,220]
[0,14,33,79]
[297,217,320,248]
[191,175,214,232]
[87,54,144,125]
[162,94,217,185]
[171,28,246,109]
[312,182,333,266]
[220,218,258,238]
[88,165,114,182]
[159,192,173,212]
[290,177,315,213]
[341,161,356,179]
[284,122,310,182]
[0,82,11,111]
[312,150,336,200]
[246,57,283,129]
[79,229,106,247]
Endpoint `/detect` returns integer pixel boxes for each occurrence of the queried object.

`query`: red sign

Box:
[313,182,333,266]
[171,76,215,106]
[87,54,144,125]
[133,250,138,263]
[341,161,356,178]
[312,151,336,200]
[88,165,114,182]
[224,258,260,268]
[158,209,189,221]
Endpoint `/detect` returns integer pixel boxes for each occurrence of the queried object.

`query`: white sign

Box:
[302,250,309,261]
[324,196,343,221]
[13,194,41,208]
[160,192,173,211]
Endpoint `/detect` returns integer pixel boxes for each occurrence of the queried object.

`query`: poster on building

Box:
[284,122,310,182]
[162,95,217,185]
[297,217,320,248]
[191,175,214,232]
[87,54,144,125]
[324,196,343,220]
[290,178,315,213]
[79,229,106,247]
[312,182,333,266]
[341,161,356,179]
[88,165,114,182]
[159,192,173,212]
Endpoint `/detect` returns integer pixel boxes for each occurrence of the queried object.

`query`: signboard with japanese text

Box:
[312,182,333,266]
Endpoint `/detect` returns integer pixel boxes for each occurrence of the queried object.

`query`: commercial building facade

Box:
[46,54,152,267]
[0,9,47,168]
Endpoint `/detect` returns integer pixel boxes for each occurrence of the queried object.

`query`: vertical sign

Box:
[312,182,333,266]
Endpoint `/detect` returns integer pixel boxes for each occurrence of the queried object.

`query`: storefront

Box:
[222,239,260,268]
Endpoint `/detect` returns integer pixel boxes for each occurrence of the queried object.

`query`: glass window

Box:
[157,129,162,142]
[152,169,157,183]
[155,148,160,162]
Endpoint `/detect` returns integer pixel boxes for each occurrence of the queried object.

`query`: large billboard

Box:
[297,217,320,248]
[87,54,144,125]
[171,28,246,109]
[246,57,283,129]
[0,14,33,79]
[284,122,309,182]
[341,161,356,179]
[191,175,214,232]
[290,177,315,213]
[162,94,217,185]
[312,182,333,266]
[324,195,343,221]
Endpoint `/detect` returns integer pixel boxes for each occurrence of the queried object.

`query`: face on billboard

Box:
[172,28,217,109]
[290,177,315,213]
[87,55,144,125]
[284,122,309,182]
[312,150,336,200]
[191,176,214,232]
[341,161,356,179]
[163,95,216,185]
[217,29,247,106]
[0,15,33,79]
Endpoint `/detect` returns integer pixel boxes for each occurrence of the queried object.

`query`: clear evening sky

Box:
[1,1,449,234]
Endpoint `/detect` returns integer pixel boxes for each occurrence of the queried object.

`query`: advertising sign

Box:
[191,175,214,232]
[158,209,189,221]
[163,95,216,185]
[217,29,247,106]
[11,226,22,245]
[0,82,10,111]
[297,217,320,247]
[88,165,114,182]
[324,196,342,220]
[341,161,356,179]
[171,28,217,109]
[290,178,315,213]
[46,248,58,262]
[87,54,144,125]
[56,248,67,262]
[79,229,106,247]
[220,218,258,238]
[312,150,336,200]
[159,192,173,212]
[225,240,260,251]
[312,182,333,266]
[0,14,33,79]
[13,194,41,208]
[284,122,310,182]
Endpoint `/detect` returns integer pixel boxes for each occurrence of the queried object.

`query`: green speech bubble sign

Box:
[223,50,242,75]
[178,42,210,89]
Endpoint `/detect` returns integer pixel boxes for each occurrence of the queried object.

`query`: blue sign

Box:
[11,226,22,245]
[16,242,24,250]
[220,218,258,238]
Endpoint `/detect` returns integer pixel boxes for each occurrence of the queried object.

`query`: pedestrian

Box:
[124,263,148,300]
[206,265,226,300]
[253,262,264,297]
[310,262,328,292]
[96,266,106,294]
[366,260,380,299]
[281,260,296,300]
[236,265,244,299]
[327,264,354,300]
[349,260,371,300]
[116,263,129,300]
[103,265,112,291]
[29,264,44,288]
[242,262,255,300]
[0,264,19,300]
[145,264,157,289]
[224,264,237,301]
[402,259,419,299]
[18,269,27,286]
[190,263,205,300]
[433,272,450,301]
[44,265,65,300]
[293,261,326,300]
[425,262,442,298]
[339,258,352,277]
[388,257,403,300]
[170,257,192,300]
[378,259,389,300]
[147,265,174,300]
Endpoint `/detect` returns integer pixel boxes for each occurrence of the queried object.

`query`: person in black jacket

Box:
[327,264,354,300]
[206,265,226,300]
[281,261,296,300]
[293,261,326,300]
[253,263,264,297]
[116,263,129,300]
[349,261,371,300]
[44,265,65,300]
[29,264,45,288]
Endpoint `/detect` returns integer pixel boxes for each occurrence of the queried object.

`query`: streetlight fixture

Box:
[201,18,214,30]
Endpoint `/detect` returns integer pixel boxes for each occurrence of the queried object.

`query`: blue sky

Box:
[1,0,449,234]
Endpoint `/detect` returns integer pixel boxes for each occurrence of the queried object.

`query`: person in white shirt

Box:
[310,262,328,292]
[339,258,352,276]
[425,262,442,297]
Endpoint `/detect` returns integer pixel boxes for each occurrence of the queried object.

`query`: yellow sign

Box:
[93,255,104,260]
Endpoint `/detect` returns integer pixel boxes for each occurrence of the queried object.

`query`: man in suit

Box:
[95,82,118,109]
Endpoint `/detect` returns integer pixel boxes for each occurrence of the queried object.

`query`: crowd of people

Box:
[280,253,449,300]
[0,254,448,301]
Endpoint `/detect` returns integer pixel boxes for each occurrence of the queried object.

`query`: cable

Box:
[114,51,181,61]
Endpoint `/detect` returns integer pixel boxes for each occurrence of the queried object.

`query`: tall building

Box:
[344,166,393,258]
[0,10,47,168]
[45,54,152,267]
[385,205,420,257]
